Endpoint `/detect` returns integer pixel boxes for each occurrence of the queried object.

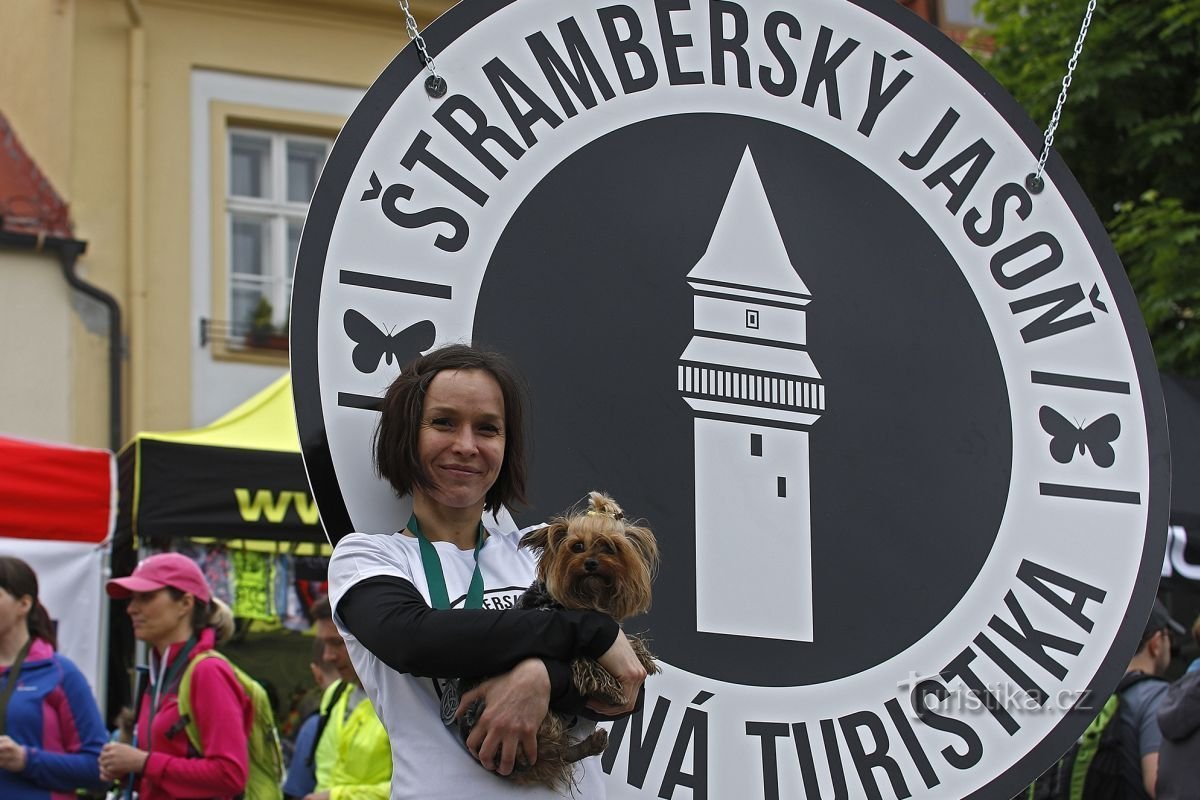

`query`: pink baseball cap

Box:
[106,553,211,603]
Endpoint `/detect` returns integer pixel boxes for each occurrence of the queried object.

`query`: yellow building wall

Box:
[65,0,447,442]
[1,0,450,447]
[0,0,103,447]
[0,0,76,192]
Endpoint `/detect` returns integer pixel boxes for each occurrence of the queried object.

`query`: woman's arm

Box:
[141,658,249,797]
[337,575,619,678]
[17,658,108,791]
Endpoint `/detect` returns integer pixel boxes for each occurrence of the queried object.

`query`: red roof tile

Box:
[0,111,73,238]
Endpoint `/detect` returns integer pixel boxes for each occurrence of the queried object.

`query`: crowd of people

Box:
[0,549,401,800]
[0,345,644,800]
[4,344,1200,800]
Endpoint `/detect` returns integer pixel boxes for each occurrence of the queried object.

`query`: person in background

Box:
[0,556,108,799]
[303,596,390,800]
[1184,614,1200,674]
[1118,599,1185,800]
[284,631,342,799]
[1156,661,1200,800]
[98,553,251,799]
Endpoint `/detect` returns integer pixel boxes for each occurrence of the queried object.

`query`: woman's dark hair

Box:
[0,556,57,649]
[374,344,529,512]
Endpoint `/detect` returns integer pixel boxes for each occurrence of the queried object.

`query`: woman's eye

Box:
[478,424,501,436]
[570,542,585,553]
[430,418,453,429]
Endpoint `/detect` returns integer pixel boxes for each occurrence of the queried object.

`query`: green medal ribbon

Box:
[408,514,486,610]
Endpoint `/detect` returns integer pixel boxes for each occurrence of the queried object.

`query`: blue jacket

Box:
[0,638,108,799]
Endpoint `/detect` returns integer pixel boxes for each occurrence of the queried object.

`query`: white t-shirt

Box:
[328,522,606,800]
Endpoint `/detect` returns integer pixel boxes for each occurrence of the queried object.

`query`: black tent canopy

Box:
[115,375,324,547]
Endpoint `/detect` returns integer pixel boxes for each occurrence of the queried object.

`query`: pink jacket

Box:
[133,628,251,800]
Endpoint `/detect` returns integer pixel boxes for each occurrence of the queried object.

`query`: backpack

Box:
[1022,672,1164,800]
[176,650,285,800]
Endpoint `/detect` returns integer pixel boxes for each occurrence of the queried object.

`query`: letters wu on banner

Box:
[290,0,1171,797]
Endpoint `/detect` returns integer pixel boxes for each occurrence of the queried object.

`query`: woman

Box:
[99,553,251,799]
[329,344,647,799]
[0,556,108,799]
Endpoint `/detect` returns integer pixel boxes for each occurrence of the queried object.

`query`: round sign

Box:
[292,1,1170,797]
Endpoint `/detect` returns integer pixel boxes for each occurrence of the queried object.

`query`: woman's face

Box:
[127,589,193,647]
[415,368,507,513]
[0,587,30,640]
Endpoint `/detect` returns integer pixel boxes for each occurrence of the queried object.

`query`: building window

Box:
[940,0,986,27]
[227,129,330,341]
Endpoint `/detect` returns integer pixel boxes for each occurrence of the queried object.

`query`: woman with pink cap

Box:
[99,552,251,799]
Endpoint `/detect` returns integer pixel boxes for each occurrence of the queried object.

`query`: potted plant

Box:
[247,297,274,348]
[266,309,290,351]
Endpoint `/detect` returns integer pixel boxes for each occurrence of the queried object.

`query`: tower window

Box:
[777,476,787,497]
[746,309,759,329]
[750,433,763,456]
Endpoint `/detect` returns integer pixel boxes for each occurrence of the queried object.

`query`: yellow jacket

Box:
[314,681,391,800]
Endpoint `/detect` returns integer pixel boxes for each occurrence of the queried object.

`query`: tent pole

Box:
[97,544,112,719]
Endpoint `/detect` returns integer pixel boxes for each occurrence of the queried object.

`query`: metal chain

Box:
[1027,0,1097,193]
[397,0,447,98]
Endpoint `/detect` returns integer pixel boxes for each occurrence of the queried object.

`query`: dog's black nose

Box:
[584,558,599,572]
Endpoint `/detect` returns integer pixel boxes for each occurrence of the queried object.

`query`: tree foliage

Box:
[972,0,1200,373]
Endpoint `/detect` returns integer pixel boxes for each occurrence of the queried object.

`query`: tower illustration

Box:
[678,147,825,642]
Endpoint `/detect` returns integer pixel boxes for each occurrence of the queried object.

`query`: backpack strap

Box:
[175,650,231,755]
[1115,670,1165,694]
[307,679,350,768]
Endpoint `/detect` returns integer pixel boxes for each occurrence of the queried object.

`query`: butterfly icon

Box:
[1038,406,1121,468]
[343,310,435,374]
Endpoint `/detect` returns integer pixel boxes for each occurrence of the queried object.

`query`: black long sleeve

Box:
[338,575,620,681]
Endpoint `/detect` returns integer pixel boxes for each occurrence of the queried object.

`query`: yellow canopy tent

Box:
[109,375,327,721]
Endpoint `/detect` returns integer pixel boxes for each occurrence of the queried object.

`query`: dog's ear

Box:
[624,523,660,577]
[520,521,568,555]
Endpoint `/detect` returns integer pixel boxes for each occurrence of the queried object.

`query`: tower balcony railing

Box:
[678,362,825,412]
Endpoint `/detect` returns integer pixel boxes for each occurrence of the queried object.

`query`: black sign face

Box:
[474,114,1011,686]
[292,1,1169,797]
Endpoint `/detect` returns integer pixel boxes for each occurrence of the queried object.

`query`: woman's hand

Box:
[98,741,149,782]
[0,736,27,772]
[456,657,550,776]
[588,630,648,716]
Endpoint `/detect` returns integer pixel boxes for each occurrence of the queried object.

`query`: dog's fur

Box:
[458,492,660,793]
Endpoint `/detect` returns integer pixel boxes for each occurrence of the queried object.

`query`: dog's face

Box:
[522,513,659,621]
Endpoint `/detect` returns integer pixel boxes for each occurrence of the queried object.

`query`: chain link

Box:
[1028,0,1097,193]
[398,0,446,97]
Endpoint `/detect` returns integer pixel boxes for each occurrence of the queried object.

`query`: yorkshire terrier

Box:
[458,491,660,793]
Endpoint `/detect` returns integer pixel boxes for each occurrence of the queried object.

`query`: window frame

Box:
[938,0,987,30]
[208,102,343,363]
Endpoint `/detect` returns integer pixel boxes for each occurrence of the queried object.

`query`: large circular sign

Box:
[292,1,1170,797]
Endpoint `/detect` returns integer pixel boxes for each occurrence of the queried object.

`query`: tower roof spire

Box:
[688,147,809,296]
